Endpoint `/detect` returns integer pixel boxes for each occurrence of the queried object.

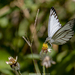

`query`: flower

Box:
[40,43,55,68]
[42,56,56,68]
[48,48,52,52]
[6,56,20,71]
[42,43,52,53]
[42,43,48,53]
[6,56,17,65]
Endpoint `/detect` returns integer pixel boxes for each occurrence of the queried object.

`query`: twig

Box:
[34,9,39,27]
[31,9,39,44]
[22,9,39,74]
[22,36,31,47]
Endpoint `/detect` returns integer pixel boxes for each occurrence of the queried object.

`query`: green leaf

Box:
[0,69,14,75]
[24,54,40,59]
[0,49,11,69]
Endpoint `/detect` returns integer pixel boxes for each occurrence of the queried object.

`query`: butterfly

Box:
[45,7,75,45]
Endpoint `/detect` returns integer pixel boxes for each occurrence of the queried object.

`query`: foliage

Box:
[0,0,75,75]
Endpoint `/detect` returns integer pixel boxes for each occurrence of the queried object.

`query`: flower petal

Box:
[48,49,52,52]
[6,61,13,65]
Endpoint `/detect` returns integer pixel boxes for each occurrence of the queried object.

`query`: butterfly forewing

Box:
[48,7,61,38]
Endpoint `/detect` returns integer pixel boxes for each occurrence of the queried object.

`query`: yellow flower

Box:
[41,43,52,53]
[43,43,48,48]
[42,43,48,52]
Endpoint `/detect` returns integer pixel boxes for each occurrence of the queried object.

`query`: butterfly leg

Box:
[48,41,52,47]
[45,37,50,43]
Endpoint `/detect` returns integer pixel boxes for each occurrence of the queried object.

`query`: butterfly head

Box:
[45,37,51,43]
[45,37,54,47]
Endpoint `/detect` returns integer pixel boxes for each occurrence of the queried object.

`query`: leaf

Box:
[24,54,40,60]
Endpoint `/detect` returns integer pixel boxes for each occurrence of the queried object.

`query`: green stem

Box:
[43,66,45,75]
[17,70,22,75]
[30,47,36,70]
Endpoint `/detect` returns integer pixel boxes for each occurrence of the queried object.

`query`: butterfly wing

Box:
[52,19,75,45]
[48,7,62,38]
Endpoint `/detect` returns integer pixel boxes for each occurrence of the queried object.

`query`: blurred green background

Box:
[0,0,75,75]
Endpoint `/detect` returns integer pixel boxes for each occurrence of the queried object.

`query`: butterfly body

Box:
[45,7,75,45]
[45,37,54,44]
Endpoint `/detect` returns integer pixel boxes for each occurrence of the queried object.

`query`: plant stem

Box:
[30,47,36,70]
[43,66,45,75]
[17,70,22,75]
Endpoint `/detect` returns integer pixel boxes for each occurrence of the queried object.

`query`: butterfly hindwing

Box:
[52,19,75,45]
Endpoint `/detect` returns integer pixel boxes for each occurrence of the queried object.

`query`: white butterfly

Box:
[45,7,75,45]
